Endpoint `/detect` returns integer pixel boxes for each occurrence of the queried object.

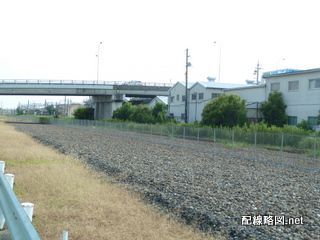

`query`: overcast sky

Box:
[1,0,319,108]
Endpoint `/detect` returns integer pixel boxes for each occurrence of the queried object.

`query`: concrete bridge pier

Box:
[93,95,124,120]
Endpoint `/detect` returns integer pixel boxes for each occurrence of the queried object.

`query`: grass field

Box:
[0,117,213,240]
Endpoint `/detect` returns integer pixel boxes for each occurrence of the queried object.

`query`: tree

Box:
[260,91,287,127]
[129,104,154,123]
[112,102,133,121]
[200,94,247,127]
[73,106,94,120]
[83,97,94,108]
[16,107,24,115]
[151,102,168,124]
[45,104,56,115]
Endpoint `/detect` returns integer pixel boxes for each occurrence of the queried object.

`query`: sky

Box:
[1,0,320,109]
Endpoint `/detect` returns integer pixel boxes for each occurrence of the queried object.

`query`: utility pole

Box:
[254,61,262,85]
[185,49,191,123]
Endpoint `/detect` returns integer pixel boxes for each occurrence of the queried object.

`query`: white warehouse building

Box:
[168,81,248,123]
[188,81,247,123]
[262,68,320,126]
[167,68,320,126]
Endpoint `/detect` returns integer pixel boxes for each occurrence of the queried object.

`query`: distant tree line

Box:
[112,102,169,124]
[73,92,320,131]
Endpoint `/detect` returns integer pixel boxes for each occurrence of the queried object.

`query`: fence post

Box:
[21,202,34,221]
[281,133,284,165]
[232,130,235,152]
[254,131,257,161]
[0,161,4,172]
[197,128,200,149]
[313,136,316,169]
[213,129,216,153]
[171,125,174,139]
[62,231,69,240]
[183,127,186,147]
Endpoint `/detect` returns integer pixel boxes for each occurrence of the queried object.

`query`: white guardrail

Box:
[0,161,41,240]
[0,161,69,240]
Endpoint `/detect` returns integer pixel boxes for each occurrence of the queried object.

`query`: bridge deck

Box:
[0,80,172,97]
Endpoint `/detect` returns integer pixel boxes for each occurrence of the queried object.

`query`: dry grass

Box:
[0,117,213,240]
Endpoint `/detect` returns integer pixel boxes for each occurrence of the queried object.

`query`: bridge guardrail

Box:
[0,79,174,87]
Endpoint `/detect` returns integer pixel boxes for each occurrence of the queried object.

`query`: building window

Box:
[176,94,180,101]
[182,95,186,102]
[309,78,320,89]
[170,96,174,103]
[211,93,221,99]
[191,93,197,100]
[288,81,299,91]
[198,93,204,100]
[308,116,318,126]
[270,82,280,92]
[288,116,297,126]
[181,113,185,121]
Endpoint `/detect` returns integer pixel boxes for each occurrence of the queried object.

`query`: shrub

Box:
[298,136,320,150]
[112,102,133,121]
[296,119,313,131]
[260,91,287,127]
[129,104,154,124]
[73,106,94,120]
[201,94,247,127]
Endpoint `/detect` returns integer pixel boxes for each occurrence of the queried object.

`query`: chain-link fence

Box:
[9,116,320,172]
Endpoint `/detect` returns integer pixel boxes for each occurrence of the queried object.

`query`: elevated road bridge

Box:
[0,79,173,119]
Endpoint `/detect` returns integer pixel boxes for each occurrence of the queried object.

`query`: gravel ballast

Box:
[10,123,320,240]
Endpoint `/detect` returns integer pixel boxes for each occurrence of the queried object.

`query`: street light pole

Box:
[276,58,285,70]
[96,42,102,82]
[185,48,191,123]
[214,41,221,82]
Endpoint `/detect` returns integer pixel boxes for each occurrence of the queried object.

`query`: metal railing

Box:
[0,161,41,240]
[0,79,174,87]
[9,116,320,172]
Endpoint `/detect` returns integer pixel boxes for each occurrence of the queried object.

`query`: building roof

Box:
[168,81,196,91]
[157,96,168,105]
[223,84,266,91]
[192,81,247,89]
[177,81,196,88]
[150,96,168,105]
[147,96,168,108]
[262,68,320,78]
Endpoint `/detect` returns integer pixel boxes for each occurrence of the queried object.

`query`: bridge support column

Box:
[92,95,124,120]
